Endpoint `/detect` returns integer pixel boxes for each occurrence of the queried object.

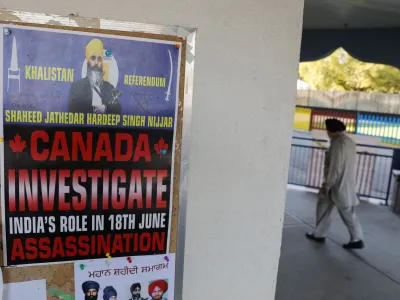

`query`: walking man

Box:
[306,118,365,249]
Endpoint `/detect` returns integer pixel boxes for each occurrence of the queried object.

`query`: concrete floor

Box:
[275,187,400,300]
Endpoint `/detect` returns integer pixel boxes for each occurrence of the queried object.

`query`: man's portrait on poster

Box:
[68,38,121,114]
[148,280,168,300]
[82,280,100,300]
[103,286,118,300]
[129,283,148,300]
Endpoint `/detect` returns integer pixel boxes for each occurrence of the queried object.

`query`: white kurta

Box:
[314,132,363,241]
[324,132,359,208]
[92,85,102,106]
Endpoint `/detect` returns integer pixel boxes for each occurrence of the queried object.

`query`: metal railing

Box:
[288,138,393,202]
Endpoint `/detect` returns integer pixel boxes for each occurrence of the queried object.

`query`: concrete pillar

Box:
[2,0,304,298]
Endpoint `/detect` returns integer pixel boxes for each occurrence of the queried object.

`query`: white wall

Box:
[0,0,304,298]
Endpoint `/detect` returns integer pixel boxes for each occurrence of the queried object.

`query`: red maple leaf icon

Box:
[9,134,27,153]
[154,138,169,155]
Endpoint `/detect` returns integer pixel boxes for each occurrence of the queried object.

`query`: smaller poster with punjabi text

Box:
[74,254,175,300]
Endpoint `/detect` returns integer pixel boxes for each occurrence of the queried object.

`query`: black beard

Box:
[85,295,98,300]
[132,295,141,300]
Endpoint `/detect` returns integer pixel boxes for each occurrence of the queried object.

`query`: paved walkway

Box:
[275,187,400,300]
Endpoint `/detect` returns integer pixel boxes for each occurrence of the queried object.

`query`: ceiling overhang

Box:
[301,0,400,66]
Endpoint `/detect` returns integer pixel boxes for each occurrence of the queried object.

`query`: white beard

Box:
[88,70,103,87]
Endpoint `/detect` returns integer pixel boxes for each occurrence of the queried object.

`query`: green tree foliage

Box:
[299,48,400,93]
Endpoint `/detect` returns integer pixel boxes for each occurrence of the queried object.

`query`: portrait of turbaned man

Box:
[82,280,100,300]
[68,38,121,114]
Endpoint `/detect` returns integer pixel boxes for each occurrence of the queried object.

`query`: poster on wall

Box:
[74,254,175,300]
[0,24,181,266]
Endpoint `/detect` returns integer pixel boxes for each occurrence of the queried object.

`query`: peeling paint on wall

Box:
[0,9,181,35]
[67,13,100,28]
[46,20,63,26]
[0,11,21,21]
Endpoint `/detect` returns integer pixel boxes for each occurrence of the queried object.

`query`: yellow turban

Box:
[86,39,104,60]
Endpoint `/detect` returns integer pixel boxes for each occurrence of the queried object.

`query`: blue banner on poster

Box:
[3,27,180,129]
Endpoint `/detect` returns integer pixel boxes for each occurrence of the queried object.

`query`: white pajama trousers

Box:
[314,195,364,241]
